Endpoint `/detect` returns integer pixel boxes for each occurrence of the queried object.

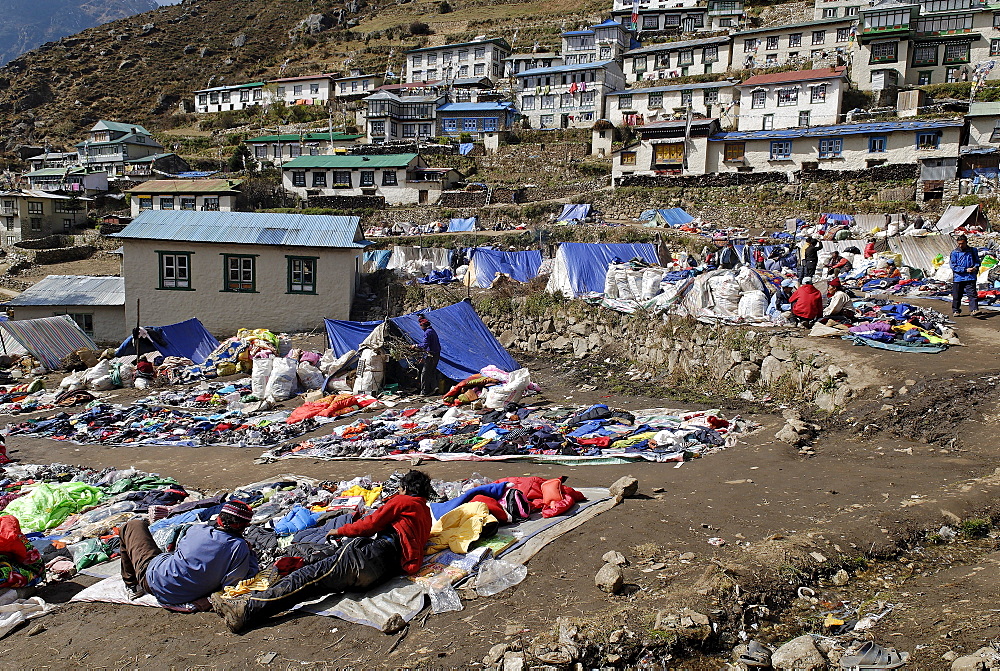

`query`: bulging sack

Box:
[264,357,298,401]
[251,357,273,398]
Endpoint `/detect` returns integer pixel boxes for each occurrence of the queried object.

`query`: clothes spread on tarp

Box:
[809,297,958,352]
[260,403,756,464]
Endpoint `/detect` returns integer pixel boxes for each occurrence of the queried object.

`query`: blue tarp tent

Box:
[362,250,392,272]
[447,217,477,233]
[545,242,659,296]
[115,318,220,364]
[467,248,543,287]
[649,208,694,228]
[820,213,854,225]
[557,204,591,221]
[324,301,519,381]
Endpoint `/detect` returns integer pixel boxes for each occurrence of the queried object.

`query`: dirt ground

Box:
[0,308,998,671]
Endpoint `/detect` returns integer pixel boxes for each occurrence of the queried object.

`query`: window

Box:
[946,66,961,82]
[918,71,932,85]
[647,92,663,108]
[273,145,283,159]
[762,114,774,130]
[777,88,798,106]
[310,83,320,94]
[254,145,267,158]
[180,197,196,210]
[769,140,792,159]
[224,255,255,292]
[744,38,759,53]
[240,90,250,102]
[912,44,937,65]
[620,152,637,165]
[823,7,837,17]
[618,94,633,109]
[458,49,468,61]
[209,92,219,104]
[403,124,416,137]
[427,54,437,65]
[382,171,397,186]
[332,171,351,187]
[292,171,306,187]
[995,12,1000,27]
[581,91,595,107]
[819,138,842,157]
[789,33,802,47]
[312,172,328,187]
[276,86,286,97]
[540,114,555,128]
[30,218,41,232]
[812,30,826,45]
[463,118,478,131]
[681,89,693,106]
[751,90,766,108]
[198,94,208,105]
[643,15,658,29]
[474,47,485,59]
[992,39,1000,57]
[916,132,940,149]
[160,197,174,210]
[420,123,433,136]
[443,118,458,132]
[724,142,745,161]
[811,84,827,103]
[138,197,152,210]
[60,313,93,336]
[766,36,779,50]
[484,117,498,131]
[358,171,375,187]
[837,28,851,42]
[252,89,262,101]
[289,144,301,158]
[561,93,574,108]
[4,218,12,231]
[865,10,909,29]
[704,88,719,104]
[159,252,191,290]
[541,95,555,109]
[294,85,305,96]
[653,143,683,165]
[915,14,972,35]
[943,42,970,64]
[655,52,671,68]
[846,6,858,16]
[27,202,43,215]
[474,63,485,76]
[703,45,718,63]
[799,110,811,126]
[221,92,231,103]
[868,136,887,153]
[203,197,219,211]
[869,41,898,63]
[287,257,317,294]
[678,50,694,66]
[765,53,778,66]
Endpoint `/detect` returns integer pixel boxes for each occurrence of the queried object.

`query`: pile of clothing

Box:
[260,402,756,464]
[0,382,96,416]
[160,329,283,384]
[138,380,255,410]
[6,403,317,448]
[809,298,959,352]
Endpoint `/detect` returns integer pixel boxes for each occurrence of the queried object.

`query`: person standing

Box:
[798,236,820,280]
[411,316,441,396]
[718,240,740,270]
[950,235,983,317]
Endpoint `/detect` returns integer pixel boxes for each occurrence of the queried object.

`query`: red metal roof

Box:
[737,67,848,87]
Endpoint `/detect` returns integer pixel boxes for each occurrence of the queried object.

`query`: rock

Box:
[809,552,828,563]
[502,652,524,671]
[609,475,638,500]
[679,552,696,561]
[485,643,510,665]
[771,635,828,671]
[140,22,155,34]
[602,551,627,566]
[231,33,246,48]
[183,44,195,54]
[775,424,805,446]
[831,569,849,586]
[942,651,958,662]
[498,330,516,348]
[952,656,986,671]
[595,563,624,594]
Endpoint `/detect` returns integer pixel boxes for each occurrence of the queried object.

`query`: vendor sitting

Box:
[767,278,796,323]
[824,251,853,277]
[120,500,260,608]
[212,470,434,633]
[789,277,823,328]
[823,278,853,319]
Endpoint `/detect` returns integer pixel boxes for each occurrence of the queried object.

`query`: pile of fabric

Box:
[6,403,317,448]
[160,329,283,384]
[259,402,756,464]
[809,298,959,353]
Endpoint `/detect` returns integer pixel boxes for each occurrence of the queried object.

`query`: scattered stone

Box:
[809,552,828,563]
[502,652,524,671]
[771,635,828,671]
[942,651,958,662]
[831,569,850,586]
[609,475,638,500]
[485,643,509,665]
[26,623,45,636]
[951,656,986,671]
[679,552,696,561]
[231,33,246,48]
[602,551,627,566]
[649,562,667,570]
[595,563,624,594]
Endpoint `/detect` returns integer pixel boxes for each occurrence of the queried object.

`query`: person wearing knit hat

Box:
[119,498,259,608]
[410,315,441,397]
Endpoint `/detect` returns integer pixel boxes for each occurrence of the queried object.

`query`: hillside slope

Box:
[0,0,605,154]
[0,0,158,67]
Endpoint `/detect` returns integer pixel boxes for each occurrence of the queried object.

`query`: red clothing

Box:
[336,494,431,575]
[789,284,823,319]
[864,242,876,259]
[495,476,586,518]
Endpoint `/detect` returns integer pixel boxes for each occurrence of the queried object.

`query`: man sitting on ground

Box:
[120,500,259,608]
[824,251,852,277]
[211,470,434,633]
[789,277,823,328]
[823,277,853,319]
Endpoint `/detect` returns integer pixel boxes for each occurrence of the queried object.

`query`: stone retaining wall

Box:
[307,194,385,209]
[20,245,95,264]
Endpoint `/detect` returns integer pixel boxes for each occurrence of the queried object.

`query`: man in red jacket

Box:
[788,277,823,328]
[211,470,433,633]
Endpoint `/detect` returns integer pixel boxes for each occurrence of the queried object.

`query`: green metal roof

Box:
[246,132,363,143]
[282,154,418,169]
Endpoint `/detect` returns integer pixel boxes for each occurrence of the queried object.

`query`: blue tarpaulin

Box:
[459,143,474,155]
[363,250,391,272]
[557,204,591,221]
[324,301,519,381]
[469,248,542,287]
[547,242,659,296]
[447,217,477,232]
[820,213,854,225]
[650,208,694,228]
[115,318,220,364]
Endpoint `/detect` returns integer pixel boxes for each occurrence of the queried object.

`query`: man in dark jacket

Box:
[411,316,441,396]
[950,234,983,317]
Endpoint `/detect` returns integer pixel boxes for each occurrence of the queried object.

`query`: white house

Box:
[735,67,848,132]
[610,0,709,34]
[732,17,856,71]
[612,118,722,181]
[360,91,445,143]
[244,131,364,165]
[26,152,78,171]
[333,72,384,99]
[3,275,126,343]
[126,179,245,217]
[606,81,739,128]
[269,74,335,106]
[561,20,634,66]
[22,167,108,196]
[622,36,732,82]
[74,121,177,179]
[281,154,462,205]
[194,82,267,113]
[505,53,563,76]
[515,61,627,129]
[405,38,511,85]
[0,190,91,244]
[814,0,864,21]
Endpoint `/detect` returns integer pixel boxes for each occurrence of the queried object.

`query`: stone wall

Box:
[306,194,386,209]
[438,191,488,208]
[21,245,95,264]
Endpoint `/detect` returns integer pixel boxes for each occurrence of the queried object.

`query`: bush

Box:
[438,1,452,12]
[459,132,474,143]
[409,21,433,36]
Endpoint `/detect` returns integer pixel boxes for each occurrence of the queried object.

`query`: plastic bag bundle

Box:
[737,290,768,320]
[484,368,531,409]
[428,583,464,614]
[296,362,325,390]
[641,268,664,300]
[264,357,298,401]
[474,558,528,597]
[707,273,741,317]
[251,358,273,398]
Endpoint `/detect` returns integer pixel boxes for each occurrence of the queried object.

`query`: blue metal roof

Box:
[593,19,626,28]
[437,102,516,112]
[112,211,368,249]
[516,60,615,77]
[563,30,595,35]
[709,119,964,141]
[607,81,734,96]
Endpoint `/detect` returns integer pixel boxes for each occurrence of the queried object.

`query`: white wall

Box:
[732,21,854,72]
[737,78,844,131]
[130,193,238,217]
[608,85,738,128]
[10,305,125,343]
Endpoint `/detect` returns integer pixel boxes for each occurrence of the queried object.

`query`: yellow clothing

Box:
[339,485,382,506]
[427,502,497,554]
[222,570,273,597]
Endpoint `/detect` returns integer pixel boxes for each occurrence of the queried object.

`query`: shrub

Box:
[438,1,452,12]
[409,21,433,36]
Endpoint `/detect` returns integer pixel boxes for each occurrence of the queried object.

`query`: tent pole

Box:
[0,324,8,357]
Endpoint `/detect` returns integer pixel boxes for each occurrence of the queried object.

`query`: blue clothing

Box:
[429,482,508,519]
[145,524,259,605]
[950,247,981,282]
[274,505,321,536]
[419,326,441,356]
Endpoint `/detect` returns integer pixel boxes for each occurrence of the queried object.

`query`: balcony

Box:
[0,207,14,216]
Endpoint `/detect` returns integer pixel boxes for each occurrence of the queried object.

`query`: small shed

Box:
[2,275,125,343]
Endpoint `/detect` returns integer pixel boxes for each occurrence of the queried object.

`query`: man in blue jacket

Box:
[950,235,983,318]
[411,316,441,396]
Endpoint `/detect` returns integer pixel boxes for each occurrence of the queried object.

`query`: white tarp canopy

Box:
[936,205,980,234]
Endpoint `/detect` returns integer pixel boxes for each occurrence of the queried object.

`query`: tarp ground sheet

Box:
[546,242,659,296]
[888,235,956,275]
[468,248,543,287]
[447,217,477,233]
[0,315,98,370]
[363,250,392,273]
[325,301,520,381]
[115,318,221,365]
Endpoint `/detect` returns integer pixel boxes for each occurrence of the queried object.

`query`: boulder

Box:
[609,475,638,500]
[602,550,627,566]
[595,563,623,594]
[831,569,849,586]
[771,635,827,671]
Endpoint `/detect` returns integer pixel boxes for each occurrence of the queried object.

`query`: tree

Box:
[409,21,433,36]
[228,145,255,174]
[438,1,452,13]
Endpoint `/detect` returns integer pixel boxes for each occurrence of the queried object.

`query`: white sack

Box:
[484,368,531,409]
[251,357,274,398]
[737,290,768,320]
[264,357,298,401]
[296,362,325,390]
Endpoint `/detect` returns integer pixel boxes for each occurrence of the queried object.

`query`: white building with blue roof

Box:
[561,20,635,66]
[515,61,627,129]
[435,102,519,139]
[113,210,368,334]
[606,80,738,128]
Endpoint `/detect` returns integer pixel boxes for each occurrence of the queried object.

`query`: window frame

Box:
[789,33,802,47]
[818,138,843,158]
[724,142,745,161]
[157,251,193,291]
[912,44,937,66]
[810,84,827,103]
[868,135,887,153]
[620,151,637,166]
[916,132,940,149]
[286,256,318,295]
[812,30,826,45]
[360,170,375,187]
[222,253,257,293]
[777,88,799,106]
[869,41,898,63]
[138,196,153,210]
[382,170,398,186]
[751,89,766,109]
[943,42,970,64]
[769,140,792,159]
[292,171,306,187]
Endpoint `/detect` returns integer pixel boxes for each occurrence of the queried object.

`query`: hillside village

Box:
[2,0,1000,669]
